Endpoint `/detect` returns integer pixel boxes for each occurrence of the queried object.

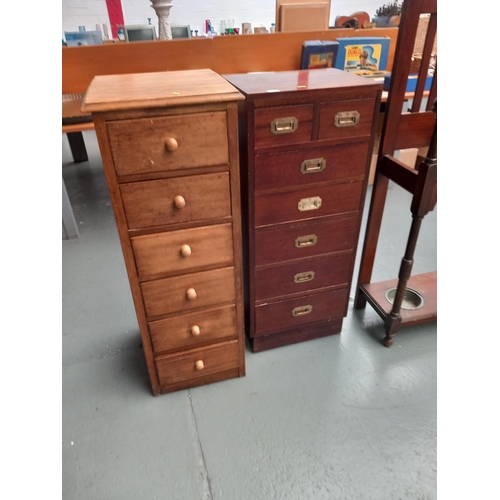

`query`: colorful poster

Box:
[308,52,334,69]
[343,44,383,71]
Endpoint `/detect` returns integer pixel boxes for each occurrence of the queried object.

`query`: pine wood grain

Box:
[120,172,231,229]
[141,267,236,319]
[130,224,234,279]
[83,69,243,112]
[148,305,237,354]
[107,111,230,176]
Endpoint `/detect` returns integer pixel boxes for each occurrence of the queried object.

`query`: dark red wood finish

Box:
[224,68,382,351]
[254,252,352,301]
[254,215,359,267]
[254,181,364,227]
[254,142,369,191]
[255,288,349,336]
[353,0,437,347]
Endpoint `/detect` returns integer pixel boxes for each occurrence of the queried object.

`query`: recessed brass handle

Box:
[191,325,201,336]
[295,234,318,248]
[186,288,197,300]
[174,195,186,208]
[301,158,326,174]
[294,271,315,283]
[165,137,178,151]
[271,116,298,134]
[195,360,204,370]
[180,244,191,257]
[334,111,360,128]
[298,196,322,212]
[292,305,313,317]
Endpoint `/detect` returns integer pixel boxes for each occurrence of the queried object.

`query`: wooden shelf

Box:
[360,271,437,327]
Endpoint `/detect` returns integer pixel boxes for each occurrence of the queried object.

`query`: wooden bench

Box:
[61,28,399,239]
[62,93,94,162]
[62,28,399,161]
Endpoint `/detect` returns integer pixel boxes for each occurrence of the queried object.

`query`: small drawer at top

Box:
[107,111,229,177]
[254,104,313,149]
[120,172,231,230]
[318,99,375,142]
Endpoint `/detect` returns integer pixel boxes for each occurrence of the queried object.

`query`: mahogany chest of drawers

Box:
[223,69,382,352]
[83,70,246,394]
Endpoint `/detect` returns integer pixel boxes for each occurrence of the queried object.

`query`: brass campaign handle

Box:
[271,117,298,134]
[295,234,318,248]
[294,271,315,283]
[298,196,322,212]
[334,111,360,128]
[292,305,313,317]
[301,158,326,174]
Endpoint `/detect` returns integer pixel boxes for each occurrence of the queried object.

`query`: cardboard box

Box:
[334,37,391,72]
[300,40,339,69]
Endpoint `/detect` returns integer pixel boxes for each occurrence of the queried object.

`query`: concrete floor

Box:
[62,131,437,500]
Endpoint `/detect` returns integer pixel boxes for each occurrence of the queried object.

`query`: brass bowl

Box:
[385,287,424,310]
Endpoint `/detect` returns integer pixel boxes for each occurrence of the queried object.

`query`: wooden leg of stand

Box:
[354,173,390,309]
[382,215,423,346]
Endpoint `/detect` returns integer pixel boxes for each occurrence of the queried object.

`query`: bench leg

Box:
[62,178,79,240]
[67,132,88,163]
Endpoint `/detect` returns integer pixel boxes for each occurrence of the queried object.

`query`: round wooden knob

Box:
[195,360,204,371]
[165,137,178,152]
[173,195,186,209]
[186,288,197,300]
[180,244,191,257]
[191,325,201,336]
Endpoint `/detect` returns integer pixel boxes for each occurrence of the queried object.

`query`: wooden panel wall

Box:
[62,28,399,94]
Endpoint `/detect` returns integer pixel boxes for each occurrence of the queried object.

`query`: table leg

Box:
[67,132,88,163]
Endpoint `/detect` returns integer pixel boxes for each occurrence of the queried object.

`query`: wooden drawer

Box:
[131,223,234,279]
[107,111,229,177]
[254,288,349,336]
[141,266,236,318]
[254,215,358,266]
[120,172,231,230]
[254,104,313,149]
[318,99,375,142]
[149,305,237,353]
[156,340,239,386]
[255,253,352,301]
[254,181,363,227]
[254,142,369,192]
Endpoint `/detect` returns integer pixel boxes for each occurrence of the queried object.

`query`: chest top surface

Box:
[223,68,382,99]
[82,69,244,113]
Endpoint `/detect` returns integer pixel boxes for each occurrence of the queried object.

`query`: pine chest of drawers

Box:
[223,69,382,352]
[83,70,246,394]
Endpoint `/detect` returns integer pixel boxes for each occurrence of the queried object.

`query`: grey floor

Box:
[62,131,437,500]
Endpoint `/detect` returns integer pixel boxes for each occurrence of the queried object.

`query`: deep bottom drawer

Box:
[155,340,239,386]
[254,288,349,336]
[251,318,343,352]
